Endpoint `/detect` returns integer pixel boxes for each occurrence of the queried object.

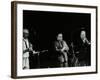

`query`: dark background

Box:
[23,10,91,68]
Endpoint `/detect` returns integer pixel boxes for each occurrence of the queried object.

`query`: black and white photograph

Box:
[23,10,91,69]
[11,1,97,78]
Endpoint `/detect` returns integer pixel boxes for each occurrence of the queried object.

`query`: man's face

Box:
[23,29,29,39]
[80,31,86,40]
[57,34,63,41]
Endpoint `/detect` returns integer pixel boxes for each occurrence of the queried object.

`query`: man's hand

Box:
[33,51,39,54]
[61,49,64,52]
[29,47,33,52]
[29,44,33,51]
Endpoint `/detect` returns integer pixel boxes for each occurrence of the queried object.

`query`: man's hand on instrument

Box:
[61,49,64,52]
[32,51,39,54]
[29,44,33,51]
[29,47,33,52]
[32,50,48,55]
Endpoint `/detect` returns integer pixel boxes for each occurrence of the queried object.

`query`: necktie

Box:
[59,41,63,49]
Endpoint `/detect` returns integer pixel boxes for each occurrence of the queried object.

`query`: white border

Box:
[17,3,96,76]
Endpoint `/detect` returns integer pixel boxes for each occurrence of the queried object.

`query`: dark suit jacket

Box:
[74,39,90,61]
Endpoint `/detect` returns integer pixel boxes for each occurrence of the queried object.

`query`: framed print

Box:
[11,1,98,78]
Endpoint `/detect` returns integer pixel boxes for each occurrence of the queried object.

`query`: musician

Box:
[75,30,91,66]
[23,29,37,69]
[54,33,69,67]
